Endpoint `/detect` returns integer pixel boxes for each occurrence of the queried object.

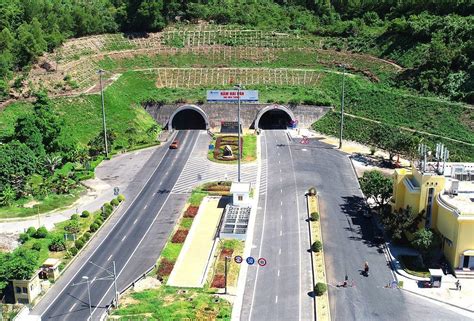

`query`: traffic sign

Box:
[234,255,243,264]
[114,187,120,196]
[258,258,267,266]
[209,144,215,150]
[246,257,255,265]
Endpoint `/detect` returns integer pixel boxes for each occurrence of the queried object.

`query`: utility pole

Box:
[113,261,119,307]
[88,260,120,308]
[72,276,92,319]
[98,69,109,158]
[234,84,242,182]
[224,256,229,294]
[339,65,346,149]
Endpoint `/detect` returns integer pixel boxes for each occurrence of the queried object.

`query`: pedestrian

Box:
[455,280,461,291]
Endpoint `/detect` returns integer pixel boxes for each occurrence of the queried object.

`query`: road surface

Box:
[33,130,200,320]
[240,130,314,321]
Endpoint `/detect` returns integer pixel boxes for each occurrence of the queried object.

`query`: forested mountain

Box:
[0,0,472,102]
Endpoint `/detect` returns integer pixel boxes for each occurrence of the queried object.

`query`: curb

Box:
[400,287,474,314]
[305,194,318,321]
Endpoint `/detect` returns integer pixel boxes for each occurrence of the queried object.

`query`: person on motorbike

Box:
[364,261,369,276]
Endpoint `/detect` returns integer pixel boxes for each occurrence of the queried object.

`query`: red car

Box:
[169,140,179,149]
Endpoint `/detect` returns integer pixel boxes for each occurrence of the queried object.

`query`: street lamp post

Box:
[234,84,242,182]
[82,276,92,319]
[339,65,346,149]
[224,256,229,294]
[97,69,109,158]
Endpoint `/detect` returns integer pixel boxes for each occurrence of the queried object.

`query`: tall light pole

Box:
[339,64,346,149]
[234,84,242,182]
[82,276,92,319]
[97,69,109,158]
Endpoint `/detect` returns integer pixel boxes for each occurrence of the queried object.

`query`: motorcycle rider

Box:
[364,261,369,276]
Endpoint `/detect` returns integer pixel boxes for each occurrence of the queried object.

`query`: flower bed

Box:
[171,229,189,243]
[157,258,175,280]
[213,135,243,161]
[219,248,233,259]
[184,205,199,218]
[211,274,225,288]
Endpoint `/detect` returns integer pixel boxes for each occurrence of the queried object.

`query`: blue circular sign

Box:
[246,257,255,265]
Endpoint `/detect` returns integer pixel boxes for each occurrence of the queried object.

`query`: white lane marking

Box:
[278,160,281,164]
[280,177,282,182]
[279,248,281,255]
[107,255,113,261]
[121,235,127,242]
[133,218,138,225]
[93,131,200,318]
[280,201,283,206]
[68,302,77,312]
[38,130,180,318]
[277,269,280,277]
[280,169,282,173]
[280,230,282,236]
[280,215,283,220]
[144,204,148,209]
[280,189,283,193]
[275,296,278,303]
[153,192,156,196]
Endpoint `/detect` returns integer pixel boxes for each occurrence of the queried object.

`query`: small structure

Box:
[41,258,61,280]
[429,269,443,288]
[230,182,251,207]
[11,272,41,304]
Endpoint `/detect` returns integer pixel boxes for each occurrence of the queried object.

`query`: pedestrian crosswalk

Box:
[171,132,258,194]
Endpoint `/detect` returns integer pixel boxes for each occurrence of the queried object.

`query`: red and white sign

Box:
[258,257,267,267]
[234,255,243,264]
[207,90,259,102]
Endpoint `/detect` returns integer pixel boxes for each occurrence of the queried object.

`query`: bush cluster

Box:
[314,282,327,296]
[81,210,90,218]
[310,212,319,221]
[311,240,322,253]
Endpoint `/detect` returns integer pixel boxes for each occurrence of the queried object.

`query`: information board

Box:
[207,90,259,103]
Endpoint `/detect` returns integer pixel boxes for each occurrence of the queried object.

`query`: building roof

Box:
[440,180,474,216]
[43,258,60,267]
[230,182,251,193]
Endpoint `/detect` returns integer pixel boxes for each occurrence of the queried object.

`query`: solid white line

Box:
[68,302,77,312]
[288,132,304,321]
[38,131,179,318]
[248,132,269,321]
[92,131,200,319]
[107,255,112,261]
[121,235,127,242]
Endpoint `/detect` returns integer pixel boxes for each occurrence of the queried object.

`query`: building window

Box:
[15,287,21,293]
[22,287,28,293]
[238,195,243,201]
[425,188,435,228]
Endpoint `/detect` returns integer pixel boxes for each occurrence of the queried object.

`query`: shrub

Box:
[34,226,48,238]
[310,212,319,221]
[314,282,327,296]
[64,220,81,234]
[19,233,30,243]
[49,234,66,251]
[111,198,119,207]
[81,210,90,218]
[311,240,322,252]
[75,239,85,250]
[157,258,175,279]
[117,194,125,202]
[171,229,189,243]
[211,274,225,288]
[69,247,78,256]
[89,223,99,232]
[103,202,112,209]
[26,226,37,236]
[308,187,316,196]
[83,232,91,241]
[70,214,79,220]
[32,242,43,251]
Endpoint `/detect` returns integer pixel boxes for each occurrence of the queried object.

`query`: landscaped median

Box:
[110,182,241,320]
[208,134,257,163]
[306,187,330,321]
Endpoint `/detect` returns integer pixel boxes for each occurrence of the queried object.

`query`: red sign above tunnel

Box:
[207,90,259,103]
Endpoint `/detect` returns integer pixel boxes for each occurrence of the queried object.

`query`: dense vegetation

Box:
[0,1,472,102]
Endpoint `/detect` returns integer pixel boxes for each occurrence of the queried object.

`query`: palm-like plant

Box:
[43,155,62,175]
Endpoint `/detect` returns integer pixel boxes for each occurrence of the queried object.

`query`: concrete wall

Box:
[143,103,331,129]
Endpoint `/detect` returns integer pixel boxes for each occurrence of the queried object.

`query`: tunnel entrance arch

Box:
[255,105,295,129]
[169,105,209,130]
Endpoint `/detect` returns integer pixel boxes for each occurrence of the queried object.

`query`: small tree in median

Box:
[310,212,319,221]
[314,282,327,296]
[311,240,322,253]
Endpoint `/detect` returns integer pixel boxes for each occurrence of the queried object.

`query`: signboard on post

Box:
[207,90,259,103]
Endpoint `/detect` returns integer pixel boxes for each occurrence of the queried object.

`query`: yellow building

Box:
[392,162,474,275]
[11,271,41,304]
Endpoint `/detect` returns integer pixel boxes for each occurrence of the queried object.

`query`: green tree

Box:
[0,141,37,196]
[0,185,16,206]
[64,220,80,234]
[15,19,47,65]
[411,228,441,260]
[5,247,39,280]
[48,234,66,252]
[359,170,392,209]
[382,206,424,240]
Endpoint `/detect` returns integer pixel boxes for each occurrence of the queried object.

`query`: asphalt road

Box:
[240,130,314,321]
[36,130,200,321]
[294,136,471,321]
